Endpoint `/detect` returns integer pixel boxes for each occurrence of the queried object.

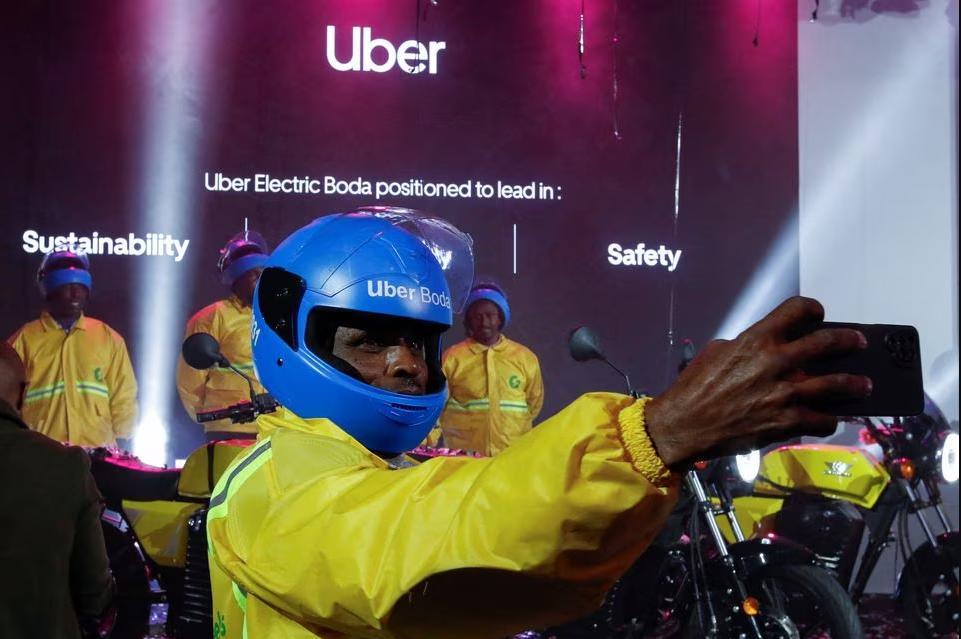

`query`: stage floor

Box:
[144,594,914,638]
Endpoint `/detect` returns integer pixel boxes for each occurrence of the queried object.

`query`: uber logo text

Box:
[326,26,446,75]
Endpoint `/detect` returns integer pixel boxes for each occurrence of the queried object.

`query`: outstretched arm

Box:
[209,393,677,638]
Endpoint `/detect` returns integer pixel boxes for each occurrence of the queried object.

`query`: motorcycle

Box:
[731,396,960,637]
[541,330,863,638]
[91,333,278,638]
[91,440,251,638]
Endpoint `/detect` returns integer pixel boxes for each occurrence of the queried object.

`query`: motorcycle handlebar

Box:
[196,394,279,424]
[196,403,248,423]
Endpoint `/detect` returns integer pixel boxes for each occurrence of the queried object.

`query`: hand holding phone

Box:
[802,322,923,416]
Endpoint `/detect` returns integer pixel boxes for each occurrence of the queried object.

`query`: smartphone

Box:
[802,322,923,417]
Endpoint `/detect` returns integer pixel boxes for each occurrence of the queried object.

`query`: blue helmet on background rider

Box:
[37,249,92,298]
[464,279,510,329]
[218,229,269,287]
[251,207,474,454]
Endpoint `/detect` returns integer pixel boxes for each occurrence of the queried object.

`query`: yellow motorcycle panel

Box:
[123,500,203,568]
[754,444,889,509]
[713,495,787,544]
[178,439,253,499]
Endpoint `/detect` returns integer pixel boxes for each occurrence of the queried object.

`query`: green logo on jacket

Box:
[213,612,227,639]
[508,375,521,389]
[94,367,103,382]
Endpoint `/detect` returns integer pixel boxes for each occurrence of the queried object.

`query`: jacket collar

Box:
[255,408,393,469]
[466,334,507,355]
[40,311,87,333]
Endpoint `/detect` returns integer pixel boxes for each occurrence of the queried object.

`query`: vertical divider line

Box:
[513,223,517,275]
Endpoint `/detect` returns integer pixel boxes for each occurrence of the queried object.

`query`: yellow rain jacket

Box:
[7,312,138,446]
[434,335,544,455]
[176,296,264,434]
[207,393,678,639]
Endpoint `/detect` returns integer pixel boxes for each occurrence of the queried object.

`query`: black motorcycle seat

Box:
[88,448,181,502]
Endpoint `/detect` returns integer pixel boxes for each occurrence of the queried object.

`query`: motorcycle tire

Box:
[899,532,960,638]
[684,564,862,639]
[745,564,862,639]
[101,517,151,639]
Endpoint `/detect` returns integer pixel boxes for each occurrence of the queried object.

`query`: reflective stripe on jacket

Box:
[176,296,264,434]
[207,393,678,638]
[7,312,138,446]
[436,335,544,455]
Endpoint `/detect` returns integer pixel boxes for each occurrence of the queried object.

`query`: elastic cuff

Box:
[618,397,676,487]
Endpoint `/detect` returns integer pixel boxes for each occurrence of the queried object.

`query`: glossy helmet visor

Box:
[218,230,269,286]
[252,207,474,454]
[37,250,92,297]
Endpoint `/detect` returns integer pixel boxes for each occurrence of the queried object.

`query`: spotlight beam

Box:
[132,1,216,466]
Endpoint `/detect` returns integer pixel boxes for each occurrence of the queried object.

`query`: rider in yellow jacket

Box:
[436,284,543,455]
[176,230,267,440]
[206,209,873,638]
[7,250,138,446]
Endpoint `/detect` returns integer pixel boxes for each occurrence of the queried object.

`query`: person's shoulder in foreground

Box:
[0,342,113,639]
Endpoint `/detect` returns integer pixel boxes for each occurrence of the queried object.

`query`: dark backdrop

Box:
[0,1,799,464]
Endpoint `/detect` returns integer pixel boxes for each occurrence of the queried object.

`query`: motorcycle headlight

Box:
[735,450,761,483]
[941,431,959,483]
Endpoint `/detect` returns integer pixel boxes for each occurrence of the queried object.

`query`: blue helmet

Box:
[252,207,474,453]
[218,230,269,287]
[465,282,510,329]
[37,250,92,297]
